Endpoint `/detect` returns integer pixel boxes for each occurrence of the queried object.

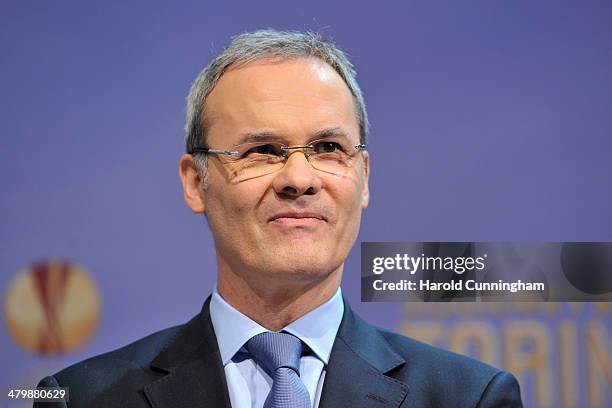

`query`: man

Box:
[36,30,523,407]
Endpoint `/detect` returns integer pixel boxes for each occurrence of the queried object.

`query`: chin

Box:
[246,235,348,278]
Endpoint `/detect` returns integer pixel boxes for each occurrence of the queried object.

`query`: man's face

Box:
[181,57,369,287]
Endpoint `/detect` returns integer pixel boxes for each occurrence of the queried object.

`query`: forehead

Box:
[203,57,359,145]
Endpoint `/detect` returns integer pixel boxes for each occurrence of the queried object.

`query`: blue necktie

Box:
[245,332,311,408]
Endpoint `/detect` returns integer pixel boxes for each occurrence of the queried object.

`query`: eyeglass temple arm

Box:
[280,143,367,151]
[189,147,239,155]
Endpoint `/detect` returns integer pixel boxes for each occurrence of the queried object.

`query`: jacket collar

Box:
[143,295,408,408]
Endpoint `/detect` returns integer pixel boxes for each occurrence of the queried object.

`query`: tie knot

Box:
[245,332,303,376]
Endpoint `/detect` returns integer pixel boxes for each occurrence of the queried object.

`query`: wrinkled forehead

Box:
[202,57,360,147]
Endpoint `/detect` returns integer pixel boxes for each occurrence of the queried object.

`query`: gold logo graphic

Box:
[3,260,101,355]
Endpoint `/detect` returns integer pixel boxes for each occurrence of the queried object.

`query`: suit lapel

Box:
[143,297,232,408]
[142,296,408,408]
[319,300,409,408]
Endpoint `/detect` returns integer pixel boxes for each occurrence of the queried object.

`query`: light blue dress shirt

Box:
[209,287,344,408]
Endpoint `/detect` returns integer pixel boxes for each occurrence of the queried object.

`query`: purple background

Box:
[1,1,611,406]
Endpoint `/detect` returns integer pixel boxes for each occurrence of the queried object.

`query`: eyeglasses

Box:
[189,138,366,181]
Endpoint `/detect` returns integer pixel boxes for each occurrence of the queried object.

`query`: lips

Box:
[269,211,326,222]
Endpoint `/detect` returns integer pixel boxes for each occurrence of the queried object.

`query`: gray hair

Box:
[184,29,369,185]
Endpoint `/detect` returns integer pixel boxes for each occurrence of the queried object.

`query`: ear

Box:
[360,151,370,209]
[179,154,206,213]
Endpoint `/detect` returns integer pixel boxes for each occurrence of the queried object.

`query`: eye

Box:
[312,141,343,154]
[245,144,281,156]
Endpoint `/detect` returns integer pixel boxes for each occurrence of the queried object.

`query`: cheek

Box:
[331,179,365,228]
[206,179,268,228]
[209,190,251,220]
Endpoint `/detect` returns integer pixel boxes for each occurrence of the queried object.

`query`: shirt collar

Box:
[210,287,344,366]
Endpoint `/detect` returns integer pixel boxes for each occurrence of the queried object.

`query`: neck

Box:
[216,264,343,332]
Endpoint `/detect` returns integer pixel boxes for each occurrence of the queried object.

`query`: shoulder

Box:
[36,324,184,407]
[331,302,524,407]
[376,327,522,407]
[57,324,183,380]
[379,327,498,376]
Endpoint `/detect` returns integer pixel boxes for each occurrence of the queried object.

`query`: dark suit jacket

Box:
[35,297,522,407]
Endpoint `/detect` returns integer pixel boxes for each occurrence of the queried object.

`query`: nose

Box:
[272,151,322,198]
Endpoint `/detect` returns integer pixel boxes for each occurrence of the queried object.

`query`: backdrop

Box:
[1,1,611,407]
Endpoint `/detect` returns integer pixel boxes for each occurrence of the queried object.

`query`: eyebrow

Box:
[234,127,354,146]
[235,131,285,145]
[309,127,352,143]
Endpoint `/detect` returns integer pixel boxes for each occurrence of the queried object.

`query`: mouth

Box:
[268,211,327,227]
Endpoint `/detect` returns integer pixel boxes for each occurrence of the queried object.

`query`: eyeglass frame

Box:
[188,140,367,163]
